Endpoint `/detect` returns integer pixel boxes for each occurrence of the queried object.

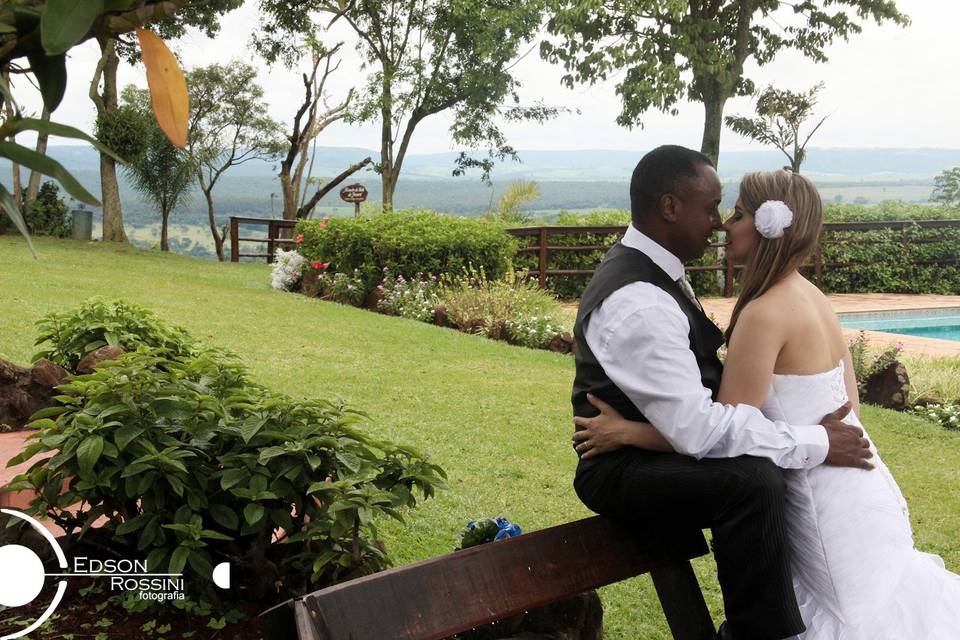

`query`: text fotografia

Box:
[68,557,184,601]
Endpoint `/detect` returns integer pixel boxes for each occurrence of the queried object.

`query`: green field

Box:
[2,236,959,638]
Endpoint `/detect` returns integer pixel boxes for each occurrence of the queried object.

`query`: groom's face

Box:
[667,163,723,262]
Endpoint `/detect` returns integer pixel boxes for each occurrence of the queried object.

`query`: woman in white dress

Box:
[573,169,960,639]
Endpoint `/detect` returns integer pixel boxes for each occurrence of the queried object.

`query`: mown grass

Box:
[2,236,959,638]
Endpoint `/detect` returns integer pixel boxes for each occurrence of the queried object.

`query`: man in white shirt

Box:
[569,146,872,640]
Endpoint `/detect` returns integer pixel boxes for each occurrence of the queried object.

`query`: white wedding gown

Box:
[761,360,960,639]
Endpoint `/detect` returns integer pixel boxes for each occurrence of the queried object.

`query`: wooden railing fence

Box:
[229,216,960,297]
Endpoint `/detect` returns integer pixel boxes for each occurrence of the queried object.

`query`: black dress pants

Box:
[574,449,805,640]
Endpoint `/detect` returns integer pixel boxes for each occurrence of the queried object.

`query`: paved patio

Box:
[701,293,960,357]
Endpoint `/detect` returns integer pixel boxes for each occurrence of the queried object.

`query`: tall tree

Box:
[121,86,194,251]
[186,62,285,260]
[89,1,242,243]
[725,84,828,173]
[931,168,960,207]
[542,1,908,167]
[259,0,556,212]
[274,42,371,220]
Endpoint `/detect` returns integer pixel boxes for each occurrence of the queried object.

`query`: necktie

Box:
[676,276,701,310]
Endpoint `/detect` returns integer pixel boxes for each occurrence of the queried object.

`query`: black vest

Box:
[571,242,725,459]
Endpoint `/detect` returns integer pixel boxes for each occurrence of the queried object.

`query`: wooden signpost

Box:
[340,183,368,219]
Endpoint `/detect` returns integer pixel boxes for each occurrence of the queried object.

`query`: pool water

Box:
[838,307,960,342]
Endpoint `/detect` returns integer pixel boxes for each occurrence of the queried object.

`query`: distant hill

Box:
[1,145,955,224]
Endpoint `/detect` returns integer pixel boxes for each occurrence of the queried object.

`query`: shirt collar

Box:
[622,224,685,281]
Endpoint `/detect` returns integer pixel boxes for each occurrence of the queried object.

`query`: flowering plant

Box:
[271,249,305,291]
[456,517,522,550]
[505,315,566,349]
[909,402,960,430]
[376,268,441,322]
[324,268,367,306]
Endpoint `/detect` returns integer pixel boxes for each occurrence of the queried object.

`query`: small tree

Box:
[488,180,540,225]
[122,86,195,252]
[931,167,960,207]
[725,84,828,173]
[186,62,285,260]
[25,182,71,238]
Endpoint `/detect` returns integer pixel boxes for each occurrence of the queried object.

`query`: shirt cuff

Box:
[793,424,830,466]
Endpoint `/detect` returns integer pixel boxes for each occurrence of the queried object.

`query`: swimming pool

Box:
[838,307,960,342]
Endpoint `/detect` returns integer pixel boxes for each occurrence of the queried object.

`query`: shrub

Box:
[847,330,903,398]
[9,303,446,611]
[32,297,196,371]
[910,402,960,430]
[271,249,305,291]
[295,210,517,296]
[439,267,568,348]
[25,181,72,237]
[324,269,367,306]
[377,269,442,322]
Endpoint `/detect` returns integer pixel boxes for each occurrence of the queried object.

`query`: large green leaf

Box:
[77,435,105,478]
[26,51,67,111]
[0,141,100,205]
[41,0,105,55]
[8,117,124,163]
[0,184,36,257]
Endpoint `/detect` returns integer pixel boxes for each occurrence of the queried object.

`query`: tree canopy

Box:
[541,0,908,166]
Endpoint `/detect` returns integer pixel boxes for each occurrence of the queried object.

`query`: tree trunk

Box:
[382,169,396,213]
[160,208,169,251]
[25,107,50,211]
[380,71,394,213]
[92,39,127,243]
[699,92,727,170]
[203,186,224,261]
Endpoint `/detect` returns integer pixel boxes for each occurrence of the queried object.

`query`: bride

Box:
[572,169,960,639]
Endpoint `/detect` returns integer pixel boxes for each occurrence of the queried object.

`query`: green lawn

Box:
[2,236,959,639]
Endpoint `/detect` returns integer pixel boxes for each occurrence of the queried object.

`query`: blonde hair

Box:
[725,169,823,342]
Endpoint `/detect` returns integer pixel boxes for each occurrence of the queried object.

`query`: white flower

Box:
[754,200,794,239]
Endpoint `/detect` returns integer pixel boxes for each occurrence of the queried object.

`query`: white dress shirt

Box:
[583,225,829,469]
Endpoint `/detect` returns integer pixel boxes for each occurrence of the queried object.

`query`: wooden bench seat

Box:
[260,516,716,640]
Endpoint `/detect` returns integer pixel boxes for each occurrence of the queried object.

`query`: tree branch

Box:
[296,156,372,219]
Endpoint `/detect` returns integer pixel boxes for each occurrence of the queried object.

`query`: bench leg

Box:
[650,561,716,640]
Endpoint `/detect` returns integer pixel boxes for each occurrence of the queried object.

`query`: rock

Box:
[0,356,67,430]
[365,288,382,310]
[76,346,125,374]
[31,359,69,387]
[452,590,603,640]
[864,360,910,411]
[548,332,576,354]
[300,270,325,298]
[434,305,448,327]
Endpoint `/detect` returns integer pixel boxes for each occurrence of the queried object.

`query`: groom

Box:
[570,146,873,640]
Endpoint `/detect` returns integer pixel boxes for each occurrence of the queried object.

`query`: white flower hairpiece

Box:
[754,200,794,239]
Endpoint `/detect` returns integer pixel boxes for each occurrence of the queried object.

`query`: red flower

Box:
[312,261,330,270]
[295,234,304,244]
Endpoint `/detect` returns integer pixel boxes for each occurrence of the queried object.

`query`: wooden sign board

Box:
[340,184,368,204]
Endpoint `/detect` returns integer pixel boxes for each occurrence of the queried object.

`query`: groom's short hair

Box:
[630,145,714,225]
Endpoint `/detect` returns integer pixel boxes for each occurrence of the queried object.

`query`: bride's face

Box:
[722,197,759,262]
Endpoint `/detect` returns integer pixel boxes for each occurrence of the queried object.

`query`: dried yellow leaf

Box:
[136,28,189,148]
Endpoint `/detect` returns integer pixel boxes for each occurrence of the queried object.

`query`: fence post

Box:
[230,217,239,263]
[901,222,909,293]
[267,221,277,264]
[538,227,548,289]
[723,255,734,297]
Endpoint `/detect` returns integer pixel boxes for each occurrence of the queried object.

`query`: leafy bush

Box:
[295,210,517,297]
[95,104,151,162]
[910,402,960,430]
[324,269,367,306]
[377,269,442,322]
[847,330,903,398]
[439,267,568,348]
[9,302,446,610]
[271,249,305,291]
[33,297,195,371]
[25,181,72,237]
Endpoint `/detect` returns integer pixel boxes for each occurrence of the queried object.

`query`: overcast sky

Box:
[15,0,959,155]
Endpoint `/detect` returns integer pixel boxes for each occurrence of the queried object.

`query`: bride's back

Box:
[755,272,847,376]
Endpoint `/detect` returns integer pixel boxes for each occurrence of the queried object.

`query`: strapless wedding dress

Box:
[761,360,960,639]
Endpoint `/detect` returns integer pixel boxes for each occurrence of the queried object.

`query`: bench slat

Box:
[261,516,712,640]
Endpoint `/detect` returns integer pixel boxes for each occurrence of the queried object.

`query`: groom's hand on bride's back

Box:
[821,402,875,470]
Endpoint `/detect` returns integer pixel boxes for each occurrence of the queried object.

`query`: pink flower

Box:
[291,271,299,278]
[295,234,304,244]
[313,261,329,270]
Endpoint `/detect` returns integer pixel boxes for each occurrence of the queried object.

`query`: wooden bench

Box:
[259,516,716,640]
